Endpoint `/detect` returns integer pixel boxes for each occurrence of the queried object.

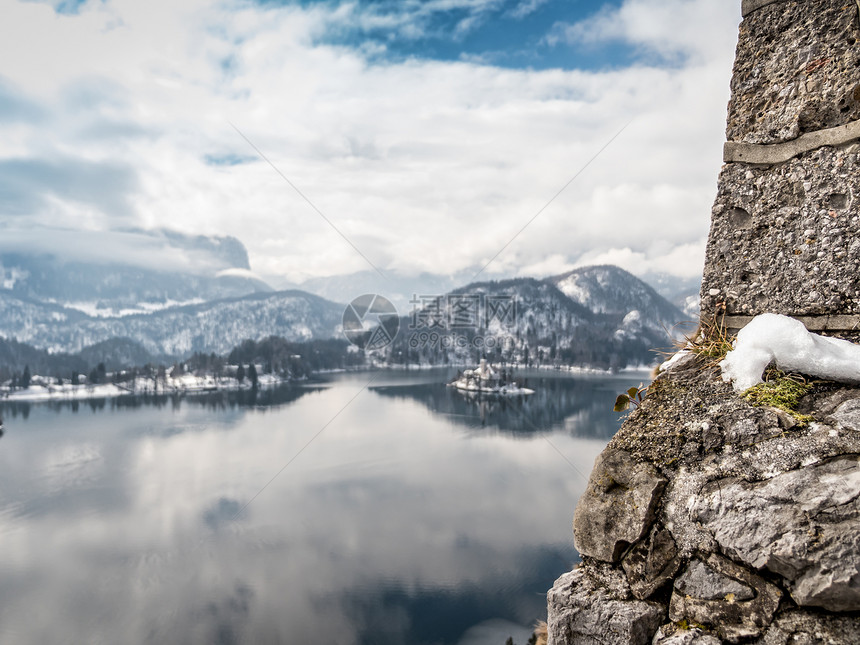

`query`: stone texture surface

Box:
[692,455,860,612]
[724,119,860,164]
[753,609,860,644]
[727,0,860,145]
[669,554,781,643]
[830,395,860,431]
[621,526,681,600]
[700,146,860,318]
[673,559,754,602]
[546,566,664,645]
[573,449,666,563]
[652,624,722,645]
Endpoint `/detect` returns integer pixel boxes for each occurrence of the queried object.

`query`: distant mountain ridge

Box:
[0,229,692,369]
[383,274,686,370]
[0,289,343,356]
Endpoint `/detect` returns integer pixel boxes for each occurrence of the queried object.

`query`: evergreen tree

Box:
[21,365,31,389]
[236,363,245,383]
[248,363,258,388]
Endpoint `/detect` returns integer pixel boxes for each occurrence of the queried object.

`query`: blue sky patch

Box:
[204,153,258,167]
[253,0,637,71]
[24,0,90,15]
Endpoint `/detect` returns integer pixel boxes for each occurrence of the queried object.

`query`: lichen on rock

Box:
[668,553,781,643]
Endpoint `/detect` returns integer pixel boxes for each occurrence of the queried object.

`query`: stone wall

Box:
[700,0,860,327]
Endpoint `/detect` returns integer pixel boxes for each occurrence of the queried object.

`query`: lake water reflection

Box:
[0,368,647,645]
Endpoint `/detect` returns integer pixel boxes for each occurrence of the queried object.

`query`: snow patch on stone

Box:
[660,349,692,373]
[720,313,860,392]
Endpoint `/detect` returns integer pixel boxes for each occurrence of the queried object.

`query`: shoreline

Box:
[0,373,294,404]
[0,362,655,404]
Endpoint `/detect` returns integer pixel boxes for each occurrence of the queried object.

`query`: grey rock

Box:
[547,566,664,645]
[692,455,860,612]
[652,624,721,645]
[574,450,667,563]
[674,560,755,602]
[831,397,860,432]
[669,554,781,643]
[622,527,682,600]
[752,608,860,644]
[724,417,782,448]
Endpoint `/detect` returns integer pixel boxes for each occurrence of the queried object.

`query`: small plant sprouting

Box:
[687,313,735,365]
[614,384,647,412]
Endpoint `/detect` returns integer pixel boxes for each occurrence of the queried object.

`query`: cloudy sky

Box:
[0,0,741,285]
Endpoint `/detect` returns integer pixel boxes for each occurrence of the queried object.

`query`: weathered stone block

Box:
[546,567,664,645]
[728,0,860,145]
[831,396,860,431]
[692,455,860,612]
[668,554,781,643]
[621,526,681,600]
[700,146,860,318]
[573,449,666,563]
[652,624,721,645]
[753,608,860,644]
[673,559,754,602]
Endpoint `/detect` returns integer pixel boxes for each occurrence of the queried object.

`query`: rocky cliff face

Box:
[546,353,860,644]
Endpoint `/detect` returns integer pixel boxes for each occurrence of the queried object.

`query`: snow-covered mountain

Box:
[0,290,343,357]
[546,265,690,334]
[294,265,698,329]
[0,241,693,370]
[383,277,678,370]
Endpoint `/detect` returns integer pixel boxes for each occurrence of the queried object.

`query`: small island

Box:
[448,359,535,396]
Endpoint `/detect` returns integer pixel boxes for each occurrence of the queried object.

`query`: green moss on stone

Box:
[742,371,813,425]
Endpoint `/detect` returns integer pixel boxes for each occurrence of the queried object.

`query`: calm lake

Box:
[0,368,647,645]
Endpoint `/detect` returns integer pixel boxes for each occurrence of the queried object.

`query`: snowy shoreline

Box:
[0,372,290,404]
[1,361,654,404]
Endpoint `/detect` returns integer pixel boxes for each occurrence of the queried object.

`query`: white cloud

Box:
[517,253,576,279]
[573,242,708,279]
[0,0,741,283]
[0,228,241,273]
[547,0,740,64]
[508,0,551,19]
